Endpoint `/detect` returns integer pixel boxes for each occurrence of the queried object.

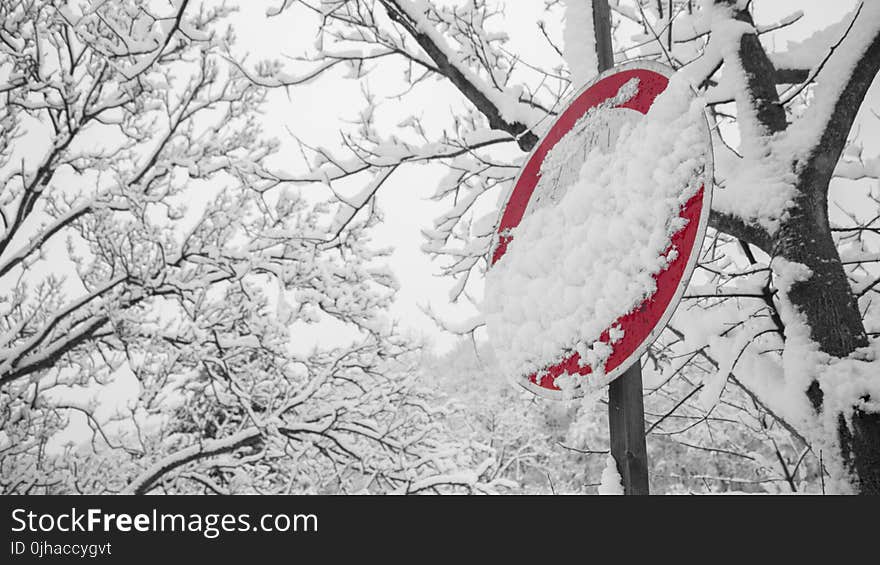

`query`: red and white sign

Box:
[490,62,713,398]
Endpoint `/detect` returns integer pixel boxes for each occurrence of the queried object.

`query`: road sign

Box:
[489,61,713,400]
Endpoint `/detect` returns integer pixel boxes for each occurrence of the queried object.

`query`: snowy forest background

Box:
[1,0,879,494]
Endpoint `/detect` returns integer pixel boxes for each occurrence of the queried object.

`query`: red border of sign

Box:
[490,61,714,399]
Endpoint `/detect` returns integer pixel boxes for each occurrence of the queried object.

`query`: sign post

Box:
[608,362,650,494]
[593,0,650,496]
[486,0,712,496]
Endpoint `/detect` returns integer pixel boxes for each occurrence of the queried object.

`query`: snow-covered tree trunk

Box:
[707,0,879,494]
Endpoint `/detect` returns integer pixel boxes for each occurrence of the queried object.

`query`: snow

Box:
[778,2,880,163]
[598,455,623,495]
[122,428,262,494]
[770,15,850,72]
[563,0,599,88]
[675,253,880,492]
[393,0,544,129]
[771,257,880,486]
[5,0,878,497]
[692,5,799,234]
[769,256,880,491]
[484,76,709,387]
[702,2,880,235]
[523,78,641,217]
[820,341,880,444]
[711,142,798,234]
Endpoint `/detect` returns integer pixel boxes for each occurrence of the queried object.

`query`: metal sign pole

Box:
[591,0,650,495]
[608,363,650,495]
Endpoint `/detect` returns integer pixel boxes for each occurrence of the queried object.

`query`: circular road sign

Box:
[488,61,713,399]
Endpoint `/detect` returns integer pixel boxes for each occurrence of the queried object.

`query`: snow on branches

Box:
[256,0,880,493]
[0,0,505,494]
[5,0,880,494]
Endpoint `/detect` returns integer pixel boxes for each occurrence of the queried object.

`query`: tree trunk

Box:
[773,190,868,363]
[704,0,880,494]
[773,185,879,494]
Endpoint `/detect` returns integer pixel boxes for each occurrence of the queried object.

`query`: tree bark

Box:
[719,0,879,494]
[774,188,868,364]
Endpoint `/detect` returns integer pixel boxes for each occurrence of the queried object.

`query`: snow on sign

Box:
[485,61,713,400]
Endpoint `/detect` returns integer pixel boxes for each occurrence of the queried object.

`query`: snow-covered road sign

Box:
[488,61,713,399]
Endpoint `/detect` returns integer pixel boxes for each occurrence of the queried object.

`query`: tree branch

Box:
[379,0,539,150]
[797,4,880,198]
[123,428,262,495]
[709,210,772,253]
